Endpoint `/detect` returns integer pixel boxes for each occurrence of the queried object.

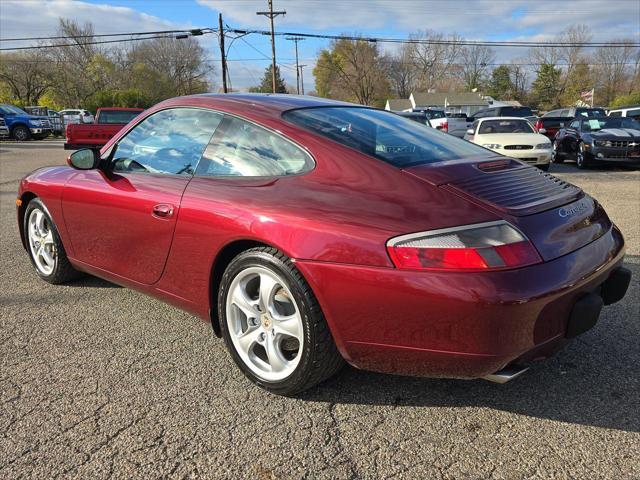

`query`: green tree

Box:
[560,62,592,106]
[610,91,640,108]
[531,64,562,110]
[249,65,287,93]
[487,66,514,100]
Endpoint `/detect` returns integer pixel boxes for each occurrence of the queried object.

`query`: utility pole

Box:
[218,14,228,93]
[286,36,305,94]
[298,64,307,95]
[256,0,286,93]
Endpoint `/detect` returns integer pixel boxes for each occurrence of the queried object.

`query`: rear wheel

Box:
[219,247,343,395]
[24,198,82,284]
[12,125,30,141]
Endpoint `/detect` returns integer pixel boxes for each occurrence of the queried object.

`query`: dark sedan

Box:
[16,94,631,395]
[552,117,640,168]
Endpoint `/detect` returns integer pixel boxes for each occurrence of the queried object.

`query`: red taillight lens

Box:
[442,120,448,132]
[387,222,542,271]
[535,120,543,130]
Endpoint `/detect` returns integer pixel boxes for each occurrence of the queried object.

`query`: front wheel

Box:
[12,125,31,141]
[24,198,82,284]
[551,142,564,164]
[576,143,590,169]
[218,247,343,395]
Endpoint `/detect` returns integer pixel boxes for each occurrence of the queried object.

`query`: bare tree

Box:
[593,40,639,105]
[459,45,495,91]
[385,44,416,98]
[409,31,462,91]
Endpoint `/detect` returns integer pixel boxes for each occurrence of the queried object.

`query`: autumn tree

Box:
[0,51,53,105]
[313,38,389,106]
[409,31,462,91]
[386,44,416,98]
[593,40,639,106]
[249,64,287,93]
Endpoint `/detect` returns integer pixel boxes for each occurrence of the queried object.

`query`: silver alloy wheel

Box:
[577,143,585,167]
[551,142,557,162]
[27,208,56,275]
[225,266,304,382]
[14,126,29,141]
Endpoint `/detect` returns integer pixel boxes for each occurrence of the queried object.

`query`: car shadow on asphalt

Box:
[301,257,640,433]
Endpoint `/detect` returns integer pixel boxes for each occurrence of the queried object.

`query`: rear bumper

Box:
[295,226,627,379]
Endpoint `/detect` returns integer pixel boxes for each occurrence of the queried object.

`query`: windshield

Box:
[582,118,639,131]
[98,110,142,124]
[283,107,493,168]
[422,110,445,119]
[0,105,28,115]
[478,119,535,134]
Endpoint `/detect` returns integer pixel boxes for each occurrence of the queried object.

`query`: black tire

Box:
[23,198,82,284]
[538,163,550,172]
[551,142,564,164]
[576,142,590,169]
[218,247,344,395]
[12,125,31,141]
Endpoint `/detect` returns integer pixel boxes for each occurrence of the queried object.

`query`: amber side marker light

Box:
[15,198,22,207]
[386,221,542,272]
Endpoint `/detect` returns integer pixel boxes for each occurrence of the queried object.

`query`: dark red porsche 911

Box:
[17,94,630,395]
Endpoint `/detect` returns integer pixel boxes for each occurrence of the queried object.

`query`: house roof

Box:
[410,92,488,107]
[385,98,413,111]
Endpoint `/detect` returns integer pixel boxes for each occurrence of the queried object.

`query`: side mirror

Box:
[466,128,475,135]
[67,148,99,170]
[538,128,547,134]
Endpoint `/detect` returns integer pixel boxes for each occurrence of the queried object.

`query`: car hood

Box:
[588,128,640,140]
[474,132,549,145]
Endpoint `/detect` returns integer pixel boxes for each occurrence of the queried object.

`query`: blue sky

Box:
[2,0,639,91]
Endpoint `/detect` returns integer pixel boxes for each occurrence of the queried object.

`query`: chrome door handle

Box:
[152,203,174,218]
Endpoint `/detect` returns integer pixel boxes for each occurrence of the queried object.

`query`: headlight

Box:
[482,144,502,149]
[535,143,551,150]
[29,120,42,126]
[594,140,612,147]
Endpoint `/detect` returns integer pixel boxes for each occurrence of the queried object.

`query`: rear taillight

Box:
[535,119,543,130]
[441,120,448,133]
[386,221,542,271]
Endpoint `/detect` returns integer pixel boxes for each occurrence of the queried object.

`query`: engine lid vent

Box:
[447,166,582,216]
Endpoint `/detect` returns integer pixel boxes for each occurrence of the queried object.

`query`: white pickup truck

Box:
[412,109,470,137]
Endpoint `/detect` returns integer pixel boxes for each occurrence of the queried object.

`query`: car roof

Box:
[165,93,357,113]
[477,116,533,122]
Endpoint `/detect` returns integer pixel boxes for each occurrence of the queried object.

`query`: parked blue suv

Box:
[0,104,52,140]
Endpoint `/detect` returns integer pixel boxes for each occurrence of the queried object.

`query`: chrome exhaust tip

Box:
[482,365,529,384]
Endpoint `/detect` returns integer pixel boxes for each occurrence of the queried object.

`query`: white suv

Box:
[59,109,94,125]
[607,106,640,120]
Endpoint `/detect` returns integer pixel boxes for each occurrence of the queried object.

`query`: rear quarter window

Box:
[283,106,492,168]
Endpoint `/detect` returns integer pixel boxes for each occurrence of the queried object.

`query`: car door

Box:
[62,107,223,284]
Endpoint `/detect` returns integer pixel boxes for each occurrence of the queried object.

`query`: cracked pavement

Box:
[1,140,639,478]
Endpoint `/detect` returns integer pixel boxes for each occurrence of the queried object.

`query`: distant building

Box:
[384,98,413,112]
[409,92,489,116]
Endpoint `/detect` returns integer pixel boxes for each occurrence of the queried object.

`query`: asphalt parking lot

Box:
[1,139,639,479]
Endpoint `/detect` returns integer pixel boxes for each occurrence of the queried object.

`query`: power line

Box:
[0,31,212,52]
[230,28,640,48]
[0,29,209,42]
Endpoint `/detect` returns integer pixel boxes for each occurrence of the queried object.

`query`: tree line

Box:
[313,25,640,110]
[0,19,213,111]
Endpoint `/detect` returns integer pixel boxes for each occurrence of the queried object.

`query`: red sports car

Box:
[17,94,630,395]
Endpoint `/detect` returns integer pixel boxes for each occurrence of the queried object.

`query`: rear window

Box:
[479,119,534,134]
[541,118,566,128]
[423,110,445,119]
[98,110,142,124]
[283,107,492,168]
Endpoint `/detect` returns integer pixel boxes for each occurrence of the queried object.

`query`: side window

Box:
[196,115,314,177]
[112,108,223,176]
[471,120,479,133]
[608,111,622,117]
[627,109,640,119]
[569,120,580,130]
